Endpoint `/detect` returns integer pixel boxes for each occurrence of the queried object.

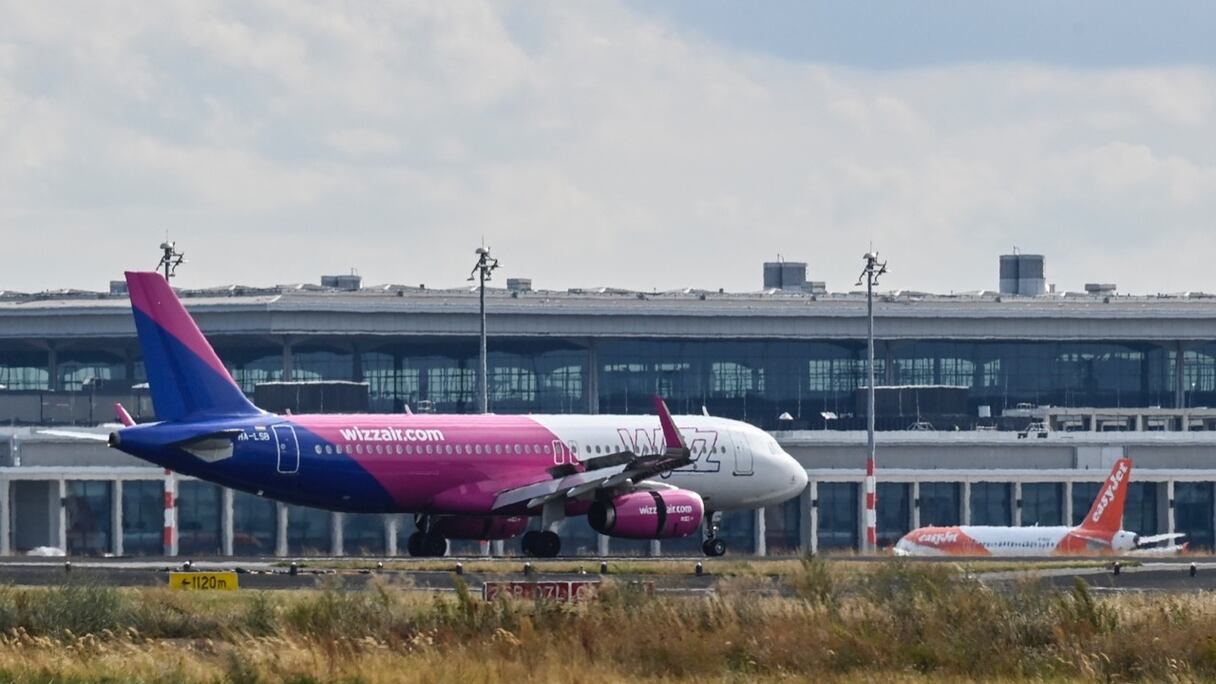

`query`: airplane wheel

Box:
[407,532,426,557]
[532,531,561,558]
[521,530,541,556]
[423,532,448,557]
[702,538,727,557]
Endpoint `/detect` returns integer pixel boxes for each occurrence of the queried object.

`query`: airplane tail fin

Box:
[1077,458,1133,537]
[125,271,261,421]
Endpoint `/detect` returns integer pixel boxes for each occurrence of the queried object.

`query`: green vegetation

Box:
[0,561,1208,682]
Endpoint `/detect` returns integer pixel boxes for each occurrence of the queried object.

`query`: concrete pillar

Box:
[1063,481,1074,526]
[809,481,819,554]
[331,512,344,556]
[492,539,504,557]
[386,516,399,556]
[597,533,609,556]
[0,478,9,555]
[961,481,972,525]
[755,507,767,557]
[1156,482,1172,535]
[1013,481,1022,527]
[798,484,813,554]
[1135,415,1145,432]
[910,481,921,529]
[1167,480,1177,535]
[586,340,600,414]
[221,488,234,556]
[112,480,123,557]
[648,539,661,557]
[275,503,289,557]
[57,479,67,553]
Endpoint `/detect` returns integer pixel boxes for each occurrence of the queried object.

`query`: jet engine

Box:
[588,489,704,539]
[1110,530,1139,552]
[432,515,528,540]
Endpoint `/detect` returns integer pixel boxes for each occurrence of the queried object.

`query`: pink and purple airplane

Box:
[54,272,808,557]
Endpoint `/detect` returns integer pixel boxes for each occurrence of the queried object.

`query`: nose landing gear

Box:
[701,510,727,557]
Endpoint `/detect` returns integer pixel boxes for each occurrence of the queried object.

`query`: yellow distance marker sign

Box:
[169,571,238,591]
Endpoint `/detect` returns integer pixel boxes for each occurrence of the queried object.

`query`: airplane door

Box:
[730,431,754,476]
[273,424,300,474]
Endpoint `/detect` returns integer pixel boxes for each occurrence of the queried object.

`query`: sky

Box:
[2,1,1215,295]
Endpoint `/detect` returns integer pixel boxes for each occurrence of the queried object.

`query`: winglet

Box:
[654,396,686,452]
[114,403,135,427]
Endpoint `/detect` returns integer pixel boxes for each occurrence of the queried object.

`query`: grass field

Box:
[0,559,1205,682]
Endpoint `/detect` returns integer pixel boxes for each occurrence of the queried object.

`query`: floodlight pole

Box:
[858,251,887,553]
[158,241,185,281]
[470,247,500,414]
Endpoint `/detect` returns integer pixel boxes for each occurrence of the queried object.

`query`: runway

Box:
[0,556,1214,594]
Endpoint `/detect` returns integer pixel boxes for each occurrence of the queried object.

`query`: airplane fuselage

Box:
[112,412,807,515]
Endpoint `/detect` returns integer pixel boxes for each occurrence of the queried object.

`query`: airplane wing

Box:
[491,396,692,512]
[37,429,110,442]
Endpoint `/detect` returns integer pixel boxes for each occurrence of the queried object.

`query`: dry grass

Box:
[0,560,1210,682]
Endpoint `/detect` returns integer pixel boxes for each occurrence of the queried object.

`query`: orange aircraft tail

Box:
[1076,458,1132,538]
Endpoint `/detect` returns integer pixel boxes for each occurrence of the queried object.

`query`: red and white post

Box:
[163,469,177,556]
[864,457,877,548]
[860,250,885,553]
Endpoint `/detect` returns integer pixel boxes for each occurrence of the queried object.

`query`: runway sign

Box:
[169,571,239,591]
[483,580,598,602]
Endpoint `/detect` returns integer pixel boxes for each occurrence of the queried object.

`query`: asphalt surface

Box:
[1,556,1215,594]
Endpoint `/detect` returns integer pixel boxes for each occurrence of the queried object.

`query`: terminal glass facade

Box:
[1020,483,1063,526]
[122,481,163,556]
[1123,482,1160,535]
[65,481,112,555]
[287,506,332,555]
[1071,483,1102,526]
[817,482,858,550]
[343,514,386,556]
[233,492,277,555]
[4,335,1203,429]
[876,483,910,546]
[1175,482,1214,550]
[919,483,961,526]
[764,497,801,553]
[178,482,222,555]
[970,482,1012,526]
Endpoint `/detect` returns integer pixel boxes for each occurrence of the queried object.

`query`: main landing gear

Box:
[521,530,562,558]
[521,500,564,558]
[701,510,727,557]
[407,516,449,557]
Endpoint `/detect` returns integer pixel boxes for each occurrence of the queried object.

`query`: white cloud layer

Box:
[2,1,1215,294]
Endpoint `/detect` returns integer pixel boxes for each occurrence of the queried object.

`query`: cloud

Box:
[1,1,1215,295]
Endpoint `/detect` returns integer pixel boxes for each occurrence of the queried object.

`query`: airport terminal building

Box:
[5,256,1216,556]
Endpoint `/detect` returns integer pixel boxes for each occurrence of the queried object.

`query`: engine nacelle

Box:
[1110,530,1139,552]
[588,489,704,539]
[432,515,528,540]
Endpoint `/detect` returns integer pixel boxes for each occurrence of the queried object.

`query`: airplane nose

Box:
[781,451,808,497]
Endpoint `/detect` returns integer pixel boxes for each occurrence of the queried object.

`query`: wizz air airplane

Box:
[50,272,808,558]
[894,458,1185,557]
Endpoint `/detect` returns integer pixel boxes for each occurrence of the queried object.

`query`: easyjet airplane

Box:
[894,458,1185,556]
[49,272,808,558]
